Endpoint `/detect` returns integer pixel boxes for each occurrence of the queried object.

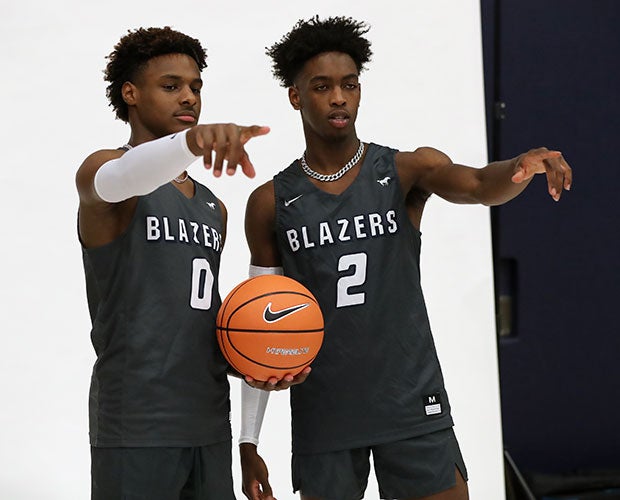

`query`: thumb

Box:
[511,166,527,183]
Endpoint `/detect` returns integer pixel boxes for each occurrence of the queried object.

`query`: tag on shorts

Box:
[423,394,442,416]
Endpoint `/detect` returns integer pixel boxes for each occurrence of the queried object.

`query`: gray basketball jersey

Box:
[274,143,453,454]
[82,180,231,447]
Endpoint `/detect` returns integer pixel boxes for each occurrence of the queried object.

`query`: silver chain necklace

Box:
[300,141,365,182]
[121,143,189,184]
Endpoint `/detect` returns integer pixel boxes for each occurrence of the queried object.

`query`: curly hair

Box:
[266,16,373,87]
[104,27,207,122]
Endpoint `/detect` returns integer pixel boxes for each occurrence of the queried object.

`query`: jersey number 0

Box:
[190,257,214,310]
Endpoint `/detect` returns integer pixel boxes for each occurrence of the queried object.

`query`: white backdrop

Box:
[0,1,505,499]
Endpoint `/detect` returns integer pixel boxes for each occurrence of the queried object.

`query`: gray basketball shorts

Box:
[292,427,467,500]
[91,441,236,500]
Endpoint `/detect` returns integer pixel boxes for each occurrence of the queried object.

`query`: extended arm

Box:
[76,123,269,248]
[397,146,572,206]
[92,129,197,203]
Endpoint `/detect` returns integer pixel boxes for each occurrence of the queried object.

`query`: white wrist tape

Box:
[249,265,284,277]
[238,265,283,445]
[94,129,198,202]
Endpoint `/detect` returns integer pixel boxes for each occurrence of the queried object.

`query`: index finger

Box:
[231,126,269,177]
[239,125,270,145]
[534,149,562,162]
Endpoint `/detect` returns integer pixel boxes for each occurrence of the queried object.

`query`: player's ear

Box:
[122,81,138,106]
[289,85,301,110]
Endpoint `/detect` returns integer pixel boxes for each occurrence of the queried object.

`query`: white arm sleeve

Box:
[239,383,270,445]
[239,265,284,445]
[93,129,199,203]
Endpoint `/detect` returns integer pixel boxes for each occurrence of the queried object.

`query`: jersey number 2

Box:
[190,258,214,310]
[336,253,367,308]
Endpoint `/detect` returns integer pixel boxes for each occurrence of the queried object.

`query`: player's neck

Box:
[303,135,361,174]
[125,122,160,148]
[126,118,191,147]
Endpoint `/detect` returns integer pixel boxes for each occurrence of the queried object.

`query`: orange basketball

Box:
[216,275,324,382]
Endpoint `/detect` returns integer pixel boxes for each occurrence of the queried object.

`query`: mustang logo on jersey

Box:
[285,209,398,252]
[145,215,223,251]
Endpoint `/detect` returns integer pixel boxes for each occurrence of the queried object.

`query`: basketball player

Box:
[239,16,572,500]
[75,27,270,499]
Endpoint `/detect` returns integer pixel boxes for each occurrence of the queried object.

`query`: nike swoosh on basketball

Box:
[263,302,309,323]
[284,194,303,207]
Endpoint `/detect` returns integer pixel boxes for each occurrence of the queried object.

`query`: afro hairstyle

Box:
[104,26,207,122]
[266,16,373,87]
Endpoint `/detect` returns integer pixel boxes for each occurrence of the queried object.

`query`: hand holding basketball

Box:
[246,366,312,392]
[216,275,324,383]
